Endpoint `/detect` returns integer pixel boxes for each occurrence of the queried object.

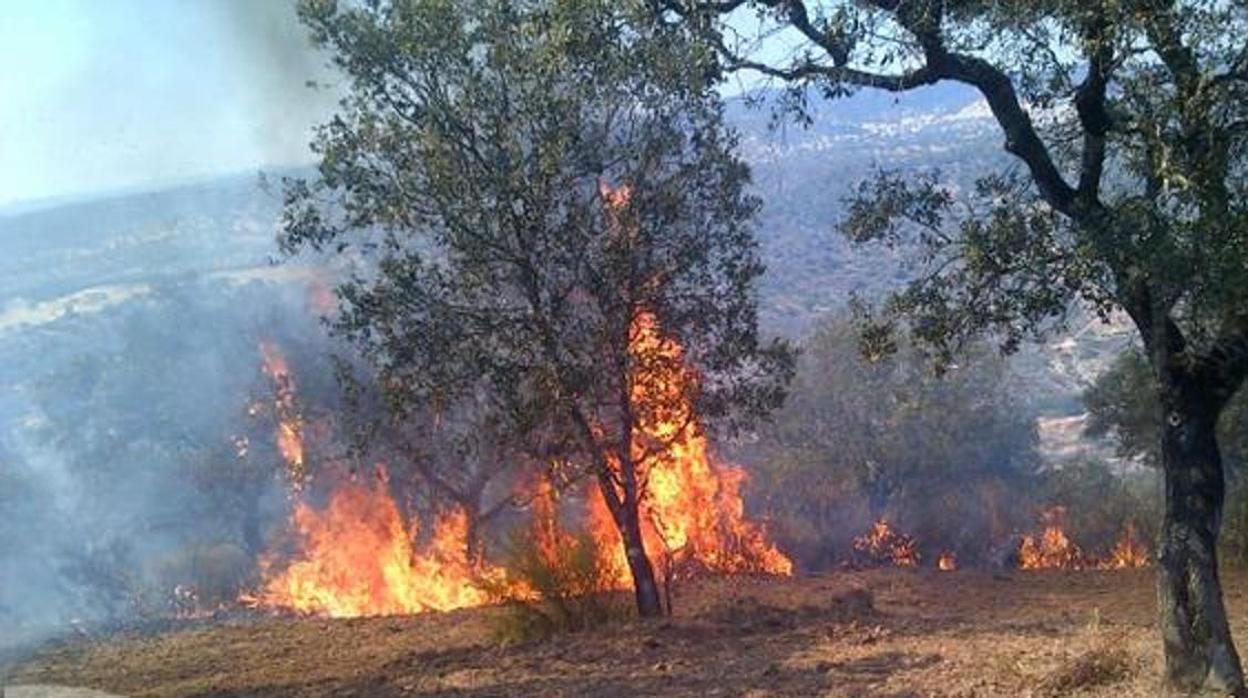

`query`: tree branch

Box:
[1074,14,1114,203]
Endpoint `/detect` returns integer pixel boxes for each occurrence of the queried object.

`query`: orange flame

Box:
[1016,508,1150,570]
[1018,507,1085,570]
[581,186,790,583]
[1018,526,1083,570]
[1099,521,1150,569]
[258,341,306,489]
[853,519,920,568]
[937,550,958,571]
[250,468,506,617]
[586,312,792,583]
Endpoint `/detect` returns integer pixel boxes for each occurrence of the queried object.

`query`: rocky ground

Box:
[6,567,1244,697]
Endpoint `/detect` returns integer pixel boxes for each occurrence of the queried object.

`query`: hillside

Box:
[0,87,1132,646]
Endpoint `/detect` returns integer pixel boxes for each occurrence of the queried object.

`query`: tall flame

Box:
[258,341,306,489]
[582,183,790,582]
[588,311,793,583]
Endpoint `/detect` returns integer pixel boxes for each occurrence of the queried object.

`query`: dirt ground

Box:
[6,567,1248,697]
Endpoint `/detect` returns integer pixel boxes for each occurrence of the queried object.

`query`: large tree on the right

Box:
[669,0,1248,692]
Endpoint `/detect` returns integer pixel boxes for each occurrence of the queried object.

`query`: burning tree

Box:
[672,0,1248,691]
[280,0,793,617]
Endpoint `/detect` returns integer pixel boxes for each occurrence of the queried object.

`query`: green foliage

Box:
[746,311,1039,566]
[1036,461,1160,555]
[487,530,629,645]
[1085,349,1248,472]
[679,0,1248,383]
[283,0,793,611]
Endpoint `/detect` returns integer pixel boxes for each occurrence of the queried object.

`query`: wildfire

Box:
[1017,508,1150,570]
[587,312,793,584]
[258,341,306,489]
[250,468,507,617]
[937,550,958,571]
[248,191,791,618]
[853,519,920,568]
[1018,525,1083,570]
[1100,521,1151,569]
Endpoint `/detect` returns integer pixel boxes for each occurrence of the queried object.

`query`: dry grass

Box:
[8,567,1248,696]
[1035,644,1135,696]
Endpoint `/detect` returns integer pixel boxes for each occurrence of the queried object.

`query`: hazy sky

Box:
[0,0,339,209]
[0,1,790,210]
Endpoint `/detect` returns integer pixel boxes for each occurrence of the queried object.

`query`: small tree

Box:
[750,311,1038,566]
[336,367,525,565]
[282,0,792,617]
[670,0,1248,690]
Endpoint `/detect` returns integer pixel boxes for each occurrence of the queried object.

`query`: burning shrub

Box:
[489,528,630,645]
[1035,462,1159,561]
[852,520,920,568]
[248,470,509,617]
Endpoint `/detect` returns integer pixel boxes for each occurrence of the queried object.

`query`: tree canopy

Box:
[665,0,1248,691]
[748,311,1038,567]
[282,0,793,616]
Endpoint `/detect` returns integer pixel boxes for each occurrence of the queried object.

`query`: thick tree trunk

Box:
[616,499,664,618]
[1156,377,1246,695]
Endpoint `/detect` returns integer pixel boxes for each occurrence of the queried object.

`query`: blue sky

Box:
[0,0,338,209]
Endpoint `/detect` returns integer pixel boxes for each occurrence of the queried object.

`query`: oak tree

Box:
[282,0,792,617]
[668,0,1248,690]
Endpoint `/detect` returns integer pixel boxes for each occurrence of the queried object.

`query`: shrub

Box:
[1036,645,1134,696]
[487,529,630,645]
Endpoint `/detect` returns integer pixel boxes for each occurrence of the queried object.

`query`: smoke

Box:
[0,3,351,657]
[204,0,343,170]
[0,0,341,209]
[0,172,344,659]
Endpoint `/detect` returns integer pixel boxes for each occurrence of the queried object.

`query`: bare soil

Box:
[8,567,1248,697]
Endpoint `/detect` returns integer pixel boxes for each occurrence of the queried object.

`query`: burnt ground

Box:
[5,567,1248,697]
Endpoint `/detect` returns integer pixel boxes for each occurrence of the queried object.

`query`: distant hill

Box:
[0,87,1130,465]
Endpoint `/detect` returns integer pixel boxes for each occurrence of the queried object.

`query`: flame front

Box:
[937,550,958,571]
[249,187,791,618]
[1017,508,1150,570]
[251,470,506,617]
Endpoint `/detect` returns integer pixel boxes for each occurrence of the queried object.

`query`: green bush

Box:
[1035,462,1160,556]
[487,529,630,645]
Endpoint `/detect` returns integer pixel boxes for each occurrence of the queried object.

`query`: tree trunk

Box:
[616,499,664,618]
[1156,375,1246,695]
[463,507,482,567]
